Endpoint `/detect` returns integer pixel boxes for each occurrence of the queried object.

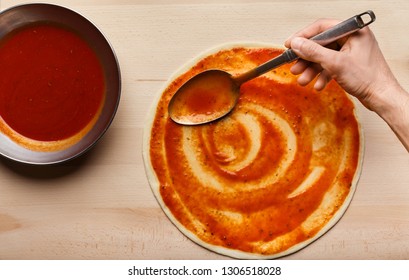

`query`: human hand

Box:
[285,18,409,151]
[284,18,401,111]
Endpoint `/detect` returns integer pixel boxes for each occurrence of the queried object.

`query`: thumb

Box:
[290,37,336,65]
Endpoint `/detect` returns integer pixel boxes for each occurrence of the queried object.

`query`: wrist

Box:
[374,84,409,151]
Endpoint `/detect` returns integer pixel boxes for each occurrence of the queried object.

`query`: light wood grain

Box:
[0,0,408,259]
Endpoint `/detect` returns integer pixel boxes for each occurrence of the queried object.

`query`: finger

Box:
[314,69,332,91]
[290,37,338,66]
[290,59,310,75]
[297,64,323,86]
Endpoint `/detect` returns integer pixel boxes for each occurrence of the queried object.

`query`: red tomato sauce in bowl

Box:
[0,23,105,151]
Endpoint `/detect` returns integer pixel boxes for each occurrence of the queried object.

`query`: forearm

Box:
[373,84,409,152]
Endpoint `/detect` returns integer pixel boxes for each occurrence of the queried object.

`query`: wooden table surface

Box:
[0,0,408,260]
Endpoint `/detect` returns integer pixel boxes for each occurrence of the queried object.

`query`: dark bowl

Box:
[0,3,121,165]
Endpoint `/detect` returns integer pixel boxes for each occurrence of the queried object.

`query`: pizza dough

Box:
[143,43,364,259]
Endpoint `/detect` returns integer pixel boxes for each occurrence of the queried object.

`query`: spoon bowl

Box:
[168,70,239,125]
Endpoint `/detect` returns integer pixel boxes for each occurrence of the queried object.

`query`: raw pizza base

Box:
[143,42,364,259]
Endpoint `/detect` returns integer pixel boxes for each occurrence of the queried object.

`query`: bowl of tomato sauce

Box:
[0,4,121,164]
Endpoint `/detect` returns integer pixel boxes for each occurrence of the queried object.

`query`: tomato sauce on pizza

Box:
[145,45,362,258]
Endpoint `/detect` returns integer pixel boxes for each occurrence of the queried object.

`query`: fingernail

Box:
[283,36,292,47]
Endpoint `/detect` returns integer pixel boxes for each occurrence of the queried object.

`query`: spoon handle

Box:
[235,10,376,85]
[284,10,376,62]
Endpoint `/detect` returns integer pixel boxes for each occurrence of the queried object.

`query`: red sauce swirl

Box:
[147,46,361,257]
